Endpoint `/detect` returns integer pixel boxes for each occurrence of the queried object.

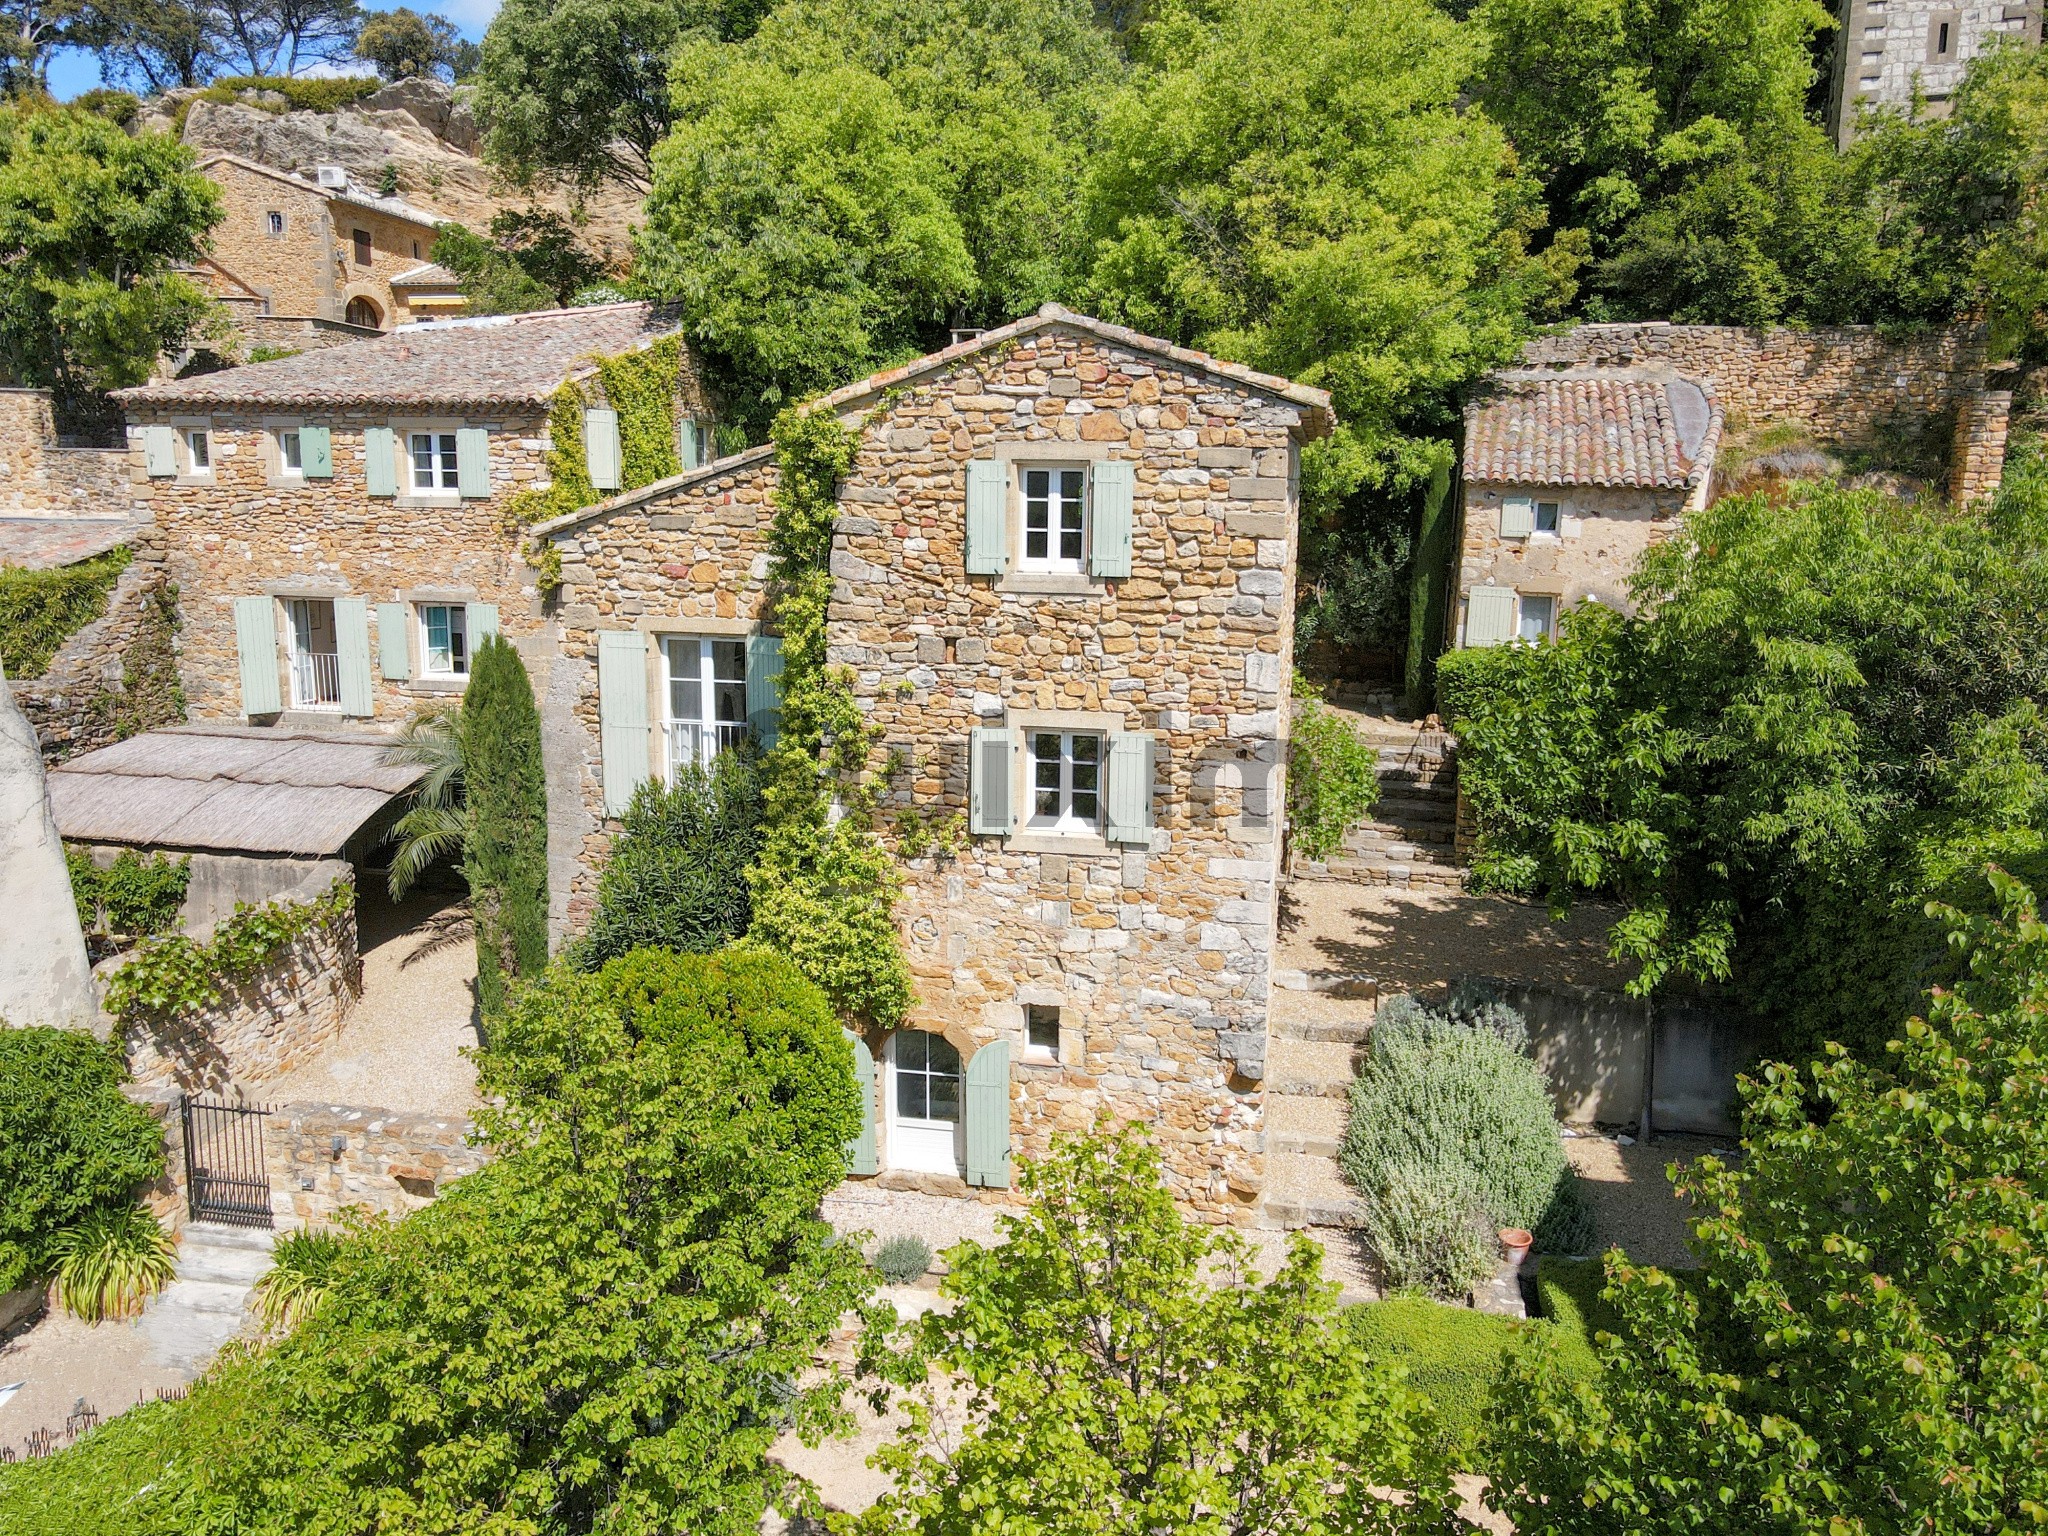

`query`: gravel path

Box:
[250,885,481,1115]
[0,1304,193,1457]
[1563,1130,1727,1269]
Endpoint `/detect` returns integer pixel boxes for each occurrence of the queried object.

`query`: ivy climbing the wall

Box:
[0,545,132,678]
[744,409,914,1029]
[506,336,688,543]
[104,879,355,1029]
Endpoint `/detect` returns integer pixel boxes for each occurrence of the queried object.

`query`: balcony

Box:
[291,650,341,709]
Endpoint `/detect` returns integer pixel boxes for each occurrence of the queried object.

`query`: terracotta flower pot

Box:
[1498,1227,1535,1270]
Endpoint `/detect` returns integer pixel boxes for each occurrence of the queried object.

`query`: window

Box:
[1024,1004,1060,1061]
[184,428,211,474]
[345,296,382,329]
[419,604,468,677]
[1517,594,1556,644]
[661,635,748,776]
[409,431,459,492]
[266,211,284,237]
[1020,466,1086,571]
[679,417,715,469]
[1937,19,1951,52]
[277,429,302,479]
[1029,731,1102,833]
[1534,500,1561,534]
[352,228,372,266]
[412,241,421,259]
[892,1030,961,1123]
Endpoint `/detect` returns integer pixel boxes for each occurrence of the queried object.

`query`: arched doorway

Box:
[885,1029,962,1175]
[344,296,382,329]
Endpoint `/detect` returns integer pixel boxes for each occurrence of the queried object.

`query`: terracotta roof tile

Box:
[1465,371,1721,490]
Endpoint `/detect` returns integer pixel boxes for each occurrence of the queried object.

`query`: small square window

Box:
[409,431,459,492]
[1019,465,1087,572]
[353,228,372,266]
[277,429,302,477]
[1518,594,1556,644]
[184,429,210,473]
[1029,731,1102,833]
[1534,500,1561,534]
[419,604,468,677]
[266,210,285,237]
[1024,1004,1060,1061]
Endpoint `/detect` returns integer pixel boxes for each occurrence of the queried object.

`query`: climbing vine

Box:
[89,574,185,742]
[105,879,355,1027]
[0,545,132,678]
[743,409,913,1029]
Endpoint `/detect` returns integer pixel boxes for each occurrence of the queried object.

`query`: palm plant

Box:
[383,707,468,899]
[51,1205,176,1323]
[252,1227,349,1333]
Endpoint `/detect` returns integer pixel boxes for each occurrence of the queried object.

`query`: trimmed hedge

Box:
[1534,1253,1707,1378]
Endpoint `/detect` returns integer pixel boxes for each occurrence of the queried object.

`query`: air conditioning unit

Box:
[313,165,349,190]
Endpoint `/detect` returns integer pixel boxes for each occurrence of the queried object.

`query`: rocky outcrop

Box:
[0,662,96,1033]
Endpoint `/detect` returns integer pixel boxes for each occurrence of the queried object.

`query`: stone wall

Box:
[0,390,142,514]
[1517,322,2008,501]
[112,883,360,1092]
[265,1101,488,1228]
[1456,480,1690,635]
[222,310,381,357]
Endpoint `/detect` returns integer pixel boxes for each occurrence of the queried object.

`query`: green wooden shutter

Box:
[1089,459,1135,579]
[377,602,411,680]
[455,428,490,498]
[585,408,621,492]
[1465,586,1516,647]
[746,634,783,749]
[1499,496,1535,538]
[364,426,397,497]
[466,603,500,647]
[233,596,281,716]
[597,630,650,816]
[679,418,702,471]
[335,597,374,716]
[969,726,1012,836]
[963,1040,1011,1189]
[1105,732,1155,845]
[843,1027,878,1176]
[143,425,177,478]
[964,460,1006,575]
[301,426,333,479]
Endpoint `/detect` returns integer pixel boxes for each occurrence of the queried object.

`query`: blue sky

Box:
[45,0,501,100]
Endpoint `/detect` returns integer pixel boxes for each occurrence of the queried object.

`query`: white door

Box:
[287,598,340,708]
[887,1030,963,1175]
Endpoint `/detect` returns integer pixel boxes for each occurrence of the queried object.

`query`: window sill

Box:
[406,676,468,694]
[996,571,1105,597]
[1004,830,1116,857]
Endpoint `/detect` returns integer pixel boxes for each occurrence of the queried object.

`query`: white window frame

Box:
[885,1029,963,1175]
[181,426,213,479]
[407,429,461,497]
[285,596,342,710]
[1016,464,1089,574]
[276,427,303,482]
[1533,499,1561,535]
[418,603,469,678]
[1023,1003,1061,1063]
[1026,729,1104,835]
[1516,593,1557,644]
[266,210,285,237]
[660,634,749,778]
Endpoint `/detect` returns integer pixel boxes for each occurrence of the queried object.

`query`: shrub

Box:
[1341,993,1591,1297]
[1287,679,1381,861]
[1358,1159,1497,1298]
[50,1205,175,1323]
[65,846,189,940]
[0,547,132,678]
[1343,1297,1545,1467]
[71,89,139,127]
[460,636,549,1017]
[0,1030,164,1294]
[872,1233,932,1285]
[252,1227,349,1332]
[580,754,764,968]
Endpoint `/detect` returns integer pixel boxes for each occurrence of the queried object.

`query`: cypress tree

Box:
[459,635,549,1017]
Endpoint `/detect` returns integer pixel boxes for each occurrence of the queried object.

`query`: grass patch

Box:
[0,546,132,678]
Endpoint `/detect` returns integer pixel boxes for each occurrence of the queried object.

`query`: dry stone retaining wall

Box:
[0,390,141,512]
[265,1102,488,1227]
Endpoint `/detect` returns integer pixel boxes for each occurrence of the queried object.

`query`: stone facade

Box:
[1826,0,2041,148]
[265,1102,488,1228]
[0,390,140,514]
[197,154,455,330]
[540,309,1329,1221]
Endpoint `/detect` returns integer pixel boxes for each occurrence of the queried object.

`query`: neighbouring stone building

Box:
[114,302,714,728]
[536,305,1327,1221]
[193,152,466,332]
[1825,0,2042,148]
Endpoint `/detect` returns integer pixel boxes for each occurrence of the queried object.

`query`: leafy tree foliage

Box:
[1439,455,2048,1060]
[0,104,221,434]
[581,750,765,967]
[1494,873,2048,1534]
[459,636,550,1016]
[856,1126,1460,1535]
[1,0,90,92]
[82,0,363,86]
[353,5,460,79]
[0,1028,163,1294]
[430,208,610,313]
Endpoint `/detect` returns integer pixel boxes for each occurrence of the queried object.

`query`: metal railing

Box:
[290,650,341,708]
[666,720,750,778]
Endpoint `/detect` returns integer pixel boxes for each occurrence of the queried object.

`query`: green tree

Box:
[855,1126,1459,1535]
[430,207,608,313]
[0,104,222,435]
[381,705,466,897]
[79,0,216,89]
[2,0,91,92]
[458,636,549,1015]
[1438,455,2048,1061]
[353,5,460,79]
[581,751,764,968]
[1494,871,2048,1534]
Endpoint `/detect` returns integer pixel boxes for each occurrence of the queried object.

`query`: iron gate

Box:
[181,1096,273,1227]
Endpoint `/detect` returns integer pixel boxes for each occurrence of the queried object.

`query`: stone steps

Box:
[1259,1150,1360,1229]
[1289,713,1467,889]
[137,1221,275,1375]
[1263,1036,1359,1099]
[1267,1093,1346,1157]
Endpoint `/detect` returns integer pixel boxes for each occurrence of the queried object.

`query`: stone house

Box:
[534,305,1329,1221]
[1826,0,2042,148]
[1453,369,1721,648]
[114,302,715,728]
[193,152,466,332]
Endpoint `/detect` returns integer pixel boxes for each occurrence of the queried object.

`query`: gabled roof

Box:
[115,302,678,412]
[1464,370,1722,491]
[198,152,450,230]
[390,261,460,289]
[534,303,1335,540]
